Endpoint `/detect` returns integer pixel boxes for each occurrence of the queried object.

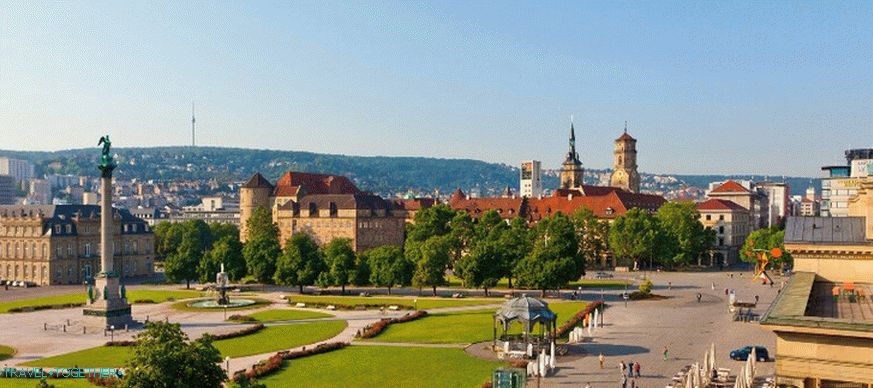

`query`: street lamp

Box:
[225,356,231,374]
[224,305,228,320]
[110,325,115,342]
[413,299,417,311]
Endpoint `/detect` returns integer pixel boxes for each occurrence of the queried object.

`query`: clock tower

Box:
[609,122,640,193]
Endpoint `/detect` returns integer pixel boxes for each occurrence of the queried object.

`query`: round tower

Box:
[240,173,273,242]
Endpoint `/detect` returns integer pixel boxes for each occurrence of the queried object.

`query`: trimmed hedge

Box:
[232,341,349,382]
[357,311,428,339]
[555,301,604,338]
[227,314,258,323]
[289,301,415,311]
[210,323,265,341]
[105,340,137,347]
[8,302,84,312]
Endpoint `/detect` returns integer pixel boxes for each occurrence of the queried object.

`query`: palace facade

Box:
[0,205,154,286]
[240,171,431,252]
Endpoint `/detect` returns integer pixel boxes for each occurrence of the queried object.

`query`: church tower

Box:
[560,121,584,189]
[609,122,641,193]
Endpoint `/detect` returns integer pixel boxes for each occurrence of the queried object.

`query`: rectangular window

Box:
[705,215,711,221]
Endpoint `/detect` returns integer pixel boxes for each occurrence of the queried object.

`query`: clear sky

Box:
[1,1,871,176]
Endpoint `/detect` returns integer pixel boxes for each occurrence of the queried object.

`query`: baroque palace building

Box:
[0,205,154,286]
[240,171,432,252]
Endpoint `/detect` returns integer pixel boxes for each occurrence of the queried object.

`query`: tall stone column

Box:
[83,135,132,329]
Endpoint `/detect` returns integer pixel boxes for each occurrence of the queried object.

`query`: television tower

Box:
[191,102,196,147]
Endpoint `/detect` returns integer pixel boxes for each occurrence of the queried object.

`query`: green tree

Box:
[164,220,212,288]
[656,202,714,268]
[317,238,356,294]
[572,208,610,268]
[447,211,475,266]
[412,235,452,296]
[153,222,184,260]
[124,321,224,388]
[209,223,239,244]
[275,233,326,293]
[198,235,246,283]
[455,238,504,296]
[514,213,581,297]
[364,245,412,294]
[350,253,371,287]
[242,207,280,283]
[608,208,668,270]
[740,227,792,270]
[406,204,456,243]
[499,216,532,288]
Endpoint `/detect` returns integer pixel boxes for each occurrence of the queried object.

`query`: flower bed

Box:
[210,323,265,340]
[227,314,258,323]
[232,341,349,382]
[8,302,84,312]
[104,340,137,347]
[357,311,428,339]
[555,300,604,338]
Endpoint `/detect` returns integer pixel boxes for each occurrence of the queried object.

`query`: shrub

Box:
[210,323,264,340]
[8,302,84,312]
[132,299,155,304]
[357,311,428,339]
[227,314,258,323]
[555,301,604,338]
[639,280,653,295]
[105,340,137,347]
[509,360,528,368]
[232,342,349,382]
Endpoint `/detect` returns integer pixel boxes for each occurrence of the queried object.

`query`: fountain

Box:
[188,263,256,309]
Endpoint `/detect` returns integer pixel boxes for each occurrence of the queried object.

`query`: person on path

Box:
[755,295,760,304]
[634,361,641,378]
[621,375,627,388]
[724,288,729,296]
[627,361,634,377]
[711,282,716,290]
[599,353,605,369]
[619,361,626,375]
[630,378,636,388]
[697,293,702,303]
[663,346,669,360]
[668,281,672,290]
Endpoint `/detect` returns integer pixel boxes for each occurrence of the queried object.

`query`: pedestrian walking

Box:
[668,281,672,290]
[696,293,702,303]
[630,378,636,388]
[711,282,715,290]
[619,360,626,375]
[627,361,634,378]
[724,288,729,296]
[598,353,605,369]
[621,375,627,388]
[663,346,668,360]
[755,295,760,304]
[634,361,641,378]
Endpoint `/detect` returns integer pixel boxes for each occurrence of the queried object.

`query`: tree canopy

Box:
[514,212,582,296]
[275,233,326,293]
[363,245,412,294]
[124,321,225,388]
[318,238,357,294]
[656,202,714,268]
[242,207,280,283]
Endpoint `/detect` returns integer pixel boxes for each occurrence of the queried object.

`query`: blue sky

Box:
[1,1,871,176]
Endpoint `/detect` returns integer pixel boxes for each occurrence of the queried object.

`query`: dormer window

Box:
[54,225,61,234]
[65,225,72,234]
[309,203,318,217]
[605,208,615,216]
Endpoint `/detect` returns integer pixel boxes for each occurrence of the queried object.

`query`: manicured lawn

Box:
[287,295,499,310]
[1,378,97,388]
[258,345,504,388]
[214,320,346,357]
[23,321,347,366]
[371,301,586,344]
[447,275,629,290]
[170,297,272,312]
[0,344,16,360]
[0,290,203,313]
[243,309,333,322]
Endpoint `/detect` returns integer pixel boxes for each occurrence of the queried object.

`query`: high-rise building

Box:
[821,149,871,217]
[609,124,641,193]
[757,181,791,227]
[519,160,542,198]
[559,122,584,189]
[0,176,16,205]
[0,157,34,184]
[28,179,52,205]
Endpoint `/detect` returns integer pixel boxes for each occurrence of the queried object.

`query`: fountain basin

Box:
[188,299,257,309]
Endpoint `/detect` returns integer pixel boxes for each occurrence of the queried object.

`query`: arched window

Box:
[31,243,36,258]
[42,244,46,258]
[15,243,19,258]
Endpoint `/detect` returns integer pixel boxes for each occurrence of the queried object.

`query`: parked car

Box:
[594,272,613,279]
[729,346,769,361]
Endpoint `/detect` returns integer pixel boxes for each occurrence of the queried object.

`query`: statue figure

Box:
[103,285,109,300]
[97,135,117,178]
[120,284,126,300]
[87,284,94,303]
[216,263,229,305]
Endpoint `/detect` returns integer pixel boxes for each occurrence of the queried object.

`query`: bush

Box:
[227,314,258,323]
[8,302,83,312]
[555,301,604,338]
[132,299,155,304]
[357,311,428,339]
[210,323,265,340]
[105,340,138,347]
[232,342,349,382]
[639,280,653,295]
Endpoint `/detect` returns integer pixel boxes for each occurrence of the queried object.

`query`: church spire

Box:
[624,120,628,134]
[568,115,576,156]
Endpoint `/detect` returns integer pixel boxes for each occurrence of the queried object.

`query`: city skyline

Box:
[2,1,872,176]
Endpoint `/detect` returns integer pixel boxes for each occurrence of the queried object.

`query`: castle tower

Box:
[559,122,584,189]
[609,122,641,193]
[239,173,273,242]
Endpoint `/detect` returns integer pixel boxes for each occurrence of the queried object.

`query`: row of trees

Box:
[156,201,720,296]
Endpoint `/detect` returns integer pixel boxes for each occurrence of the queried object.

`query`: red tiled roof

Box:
[242,173,274,189]
[696,199,747,211]
[272,171,360,197]
[710,180,750,194]
[391,198,436,210]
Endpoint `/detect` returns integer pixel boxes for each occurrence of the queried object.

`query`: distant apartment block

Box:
[0,176,16,205]
[821,148,872,217]
[0,157,34,183]
[519,160,543,198]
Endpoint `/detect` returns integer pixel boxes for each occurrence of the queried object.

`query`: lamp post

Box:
[224,305,227,321]
[624,283,629,308]
[413,298,417,311]
[225,356,231,374]
[110,325,115,342]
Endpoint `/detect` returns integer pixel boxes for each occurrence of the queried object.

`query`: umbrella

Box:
[503,341,510,353]
[684,368,694,388]
[709,343,716,374]
[749,347,757,377]
[539,349,547,376]
[594,308,600,329]
[702,351,710,384]
[733,367,746,388]
[527,342,533,357]
[549,341,556,370]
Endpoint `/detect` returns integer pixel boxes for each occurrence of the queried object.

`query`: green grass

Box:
[214,320,346,357]
[243,309,333,322]
[258,345,503,388]
[170,297,272,312]
[0,378,97,387]
[371,301,586,344]
[0,344,16,361]
[446,275,629,290]
[23,321,347,366]
[287,295,499,310]
[0,290,203,313]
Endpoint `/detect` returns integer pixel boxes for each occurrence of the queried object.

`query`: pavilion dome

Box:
[495,294,556,326]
